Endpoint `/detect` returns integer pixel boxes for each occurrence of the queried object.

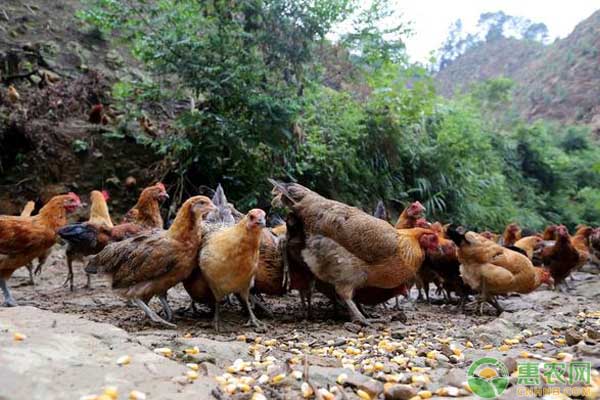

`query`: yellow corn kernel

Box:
[465,341,474,348]
[533,342,544,349]
[13,332,26,341]
[184,346,200,355]
[356,389,371,400]
[116,355,131,366]
[271,373,286,384]
[264,339,277,346]
[498,345,511,352]
[337,373,348,384]
[153,347,172,357]
[186,370,199,381]
[301,382,314,398]
[418,390,432,399]
[238,383,251,393]
[505,338,519,345]
[519,351,530,358]
[186,363,199,371]
[129,390,147,400]
[103,387,118,400]
[426,351,437,359]
[317,388,335,400]
[482,344,493,350]
[374,362,385,372]
[555,338,566,345]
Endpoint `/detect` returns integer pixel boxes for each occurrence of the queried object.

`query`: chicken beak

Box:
[257,217,266,228]
[159,192,169,201]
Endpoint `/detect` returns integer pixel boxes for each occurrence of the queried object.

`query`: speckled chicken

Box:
[270,180,439,325]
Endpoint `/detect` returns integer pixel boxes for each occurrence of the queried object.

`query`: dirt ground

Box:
[5,247,600,400]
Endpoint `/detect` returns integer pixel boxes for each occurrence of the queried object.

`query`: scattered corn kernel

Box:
[128,390,146,400]
[13,332,26,341]
[184,346,200,355]
[357,389,371,400]
[317,388,335,400]
[271,373,286,384]
[153,347,172,357]
[238,383,251,393]
[116,355,131,366]
[186,370,199,381]
[186,363,199,371]
[453,348,462,357]
[103,387,118,400]
[555,338,566,345]
[301,382,314,398]
[533,342,544,349]
[337,373,348,384]
[498,344,511,352]
[237,335,247,341]
[418,390,432,399]
[482,344,493,350]
[520,351,530,358]
[252,394,267,400]
[426,351,437,359]
[465,341,473,348]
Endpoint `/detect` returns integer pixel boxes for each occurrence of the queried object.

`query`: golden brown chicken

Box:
[514,236,544,261]
[541,225,587,290]
[447,226,553,315]
[394,201,426,229]
[122,182,169,228]
[85,196,215,327]
[200,209,267,331]
[0,193,82,306]
[501,223,522,246]
[270,181,438,324]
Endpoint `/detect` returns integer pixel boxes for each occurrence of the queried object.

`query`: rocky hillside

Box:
[436,9,600,131]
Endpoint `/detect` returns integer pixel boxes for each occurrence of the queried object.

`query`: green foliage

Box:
[80,0,599,229]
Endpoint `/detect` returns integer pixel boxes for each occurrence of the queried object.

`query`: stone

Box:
[383,383,417,400]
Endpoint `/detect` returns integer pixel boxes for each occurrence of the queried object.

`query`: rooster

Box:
[200,209,267,331]
[447,226,553,315]
[59,184,167,291]
[0,193,82,306]
[85,196,215,328]
[270,180,438,325]
[394,201,426,229]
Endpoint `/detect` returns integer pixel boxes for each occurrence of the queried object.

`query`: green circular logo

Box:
[467,357,510,399]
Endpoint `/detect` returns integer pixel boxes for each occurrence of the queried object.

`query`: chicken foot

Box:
[63,257,75,292]
[25,263,35,285]
[158,295,173,321]
[0,278,17,307]
[133,298,176,328]
[242,292,266,330]
[343,298,371,326]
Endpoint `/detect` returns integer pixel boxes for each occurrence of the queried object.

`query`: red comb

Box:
[68,192,81,203]
[156,182,166,191]
[101,190,110,201]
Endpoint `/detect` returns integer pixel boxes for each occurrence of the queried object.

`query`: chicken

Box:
[0,193,82,306]
[541,225,585,290]
[89,104,103,124]
[59,184,167,291]
[200,209,267,331]
[501,223,521,246]
[20,201,40,285]
[270,180,439,324]
[446,226,553,315]
[7,85,20,104]
[373,200,389,222]
[590,228,600,265]
[542,225,558,240]
[183,184,234,313]
[85,196,215,328]
[122,182,169,228]
[394,201,426,229]
[480,231,499,242]
[253,229,285,298]
[514,236,543,261]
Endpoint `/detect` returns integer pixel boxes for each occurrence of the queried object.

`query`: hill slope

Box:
[436,10,600,130]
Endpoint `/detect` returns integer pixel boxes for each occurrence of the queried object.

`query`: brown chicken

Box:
[590,228,600,265]
[541,225,586,290]
[270,180,439,324]
[122,182,169,228]
[20,201,42,285]
[200,209,267,331]
[514,236,544,261]
[0,193,82,306]
[501,223,522,246]
[85,196,215,328]
[542,225,558,240]
[394,201,426,229]
[59,185,167,291]
[447,226,553,314]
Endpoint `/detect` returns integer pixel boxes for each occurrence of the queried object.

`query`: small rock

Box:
[565,329,583,346]
[503,357,517,374]
[586,328,600,341]
[344,322,362,333]
[384,383,417,400]
[345,373,384,396]
[440,369,466,387]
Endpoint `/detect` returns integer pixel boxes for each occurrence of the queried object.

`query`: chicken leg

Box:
[241,291,265,330]
[158,295,173,321]
[343,298,370,326]
[63,256,75,292]
[26,263,35,285]
[1,278,17,307]
[133,298,176,328]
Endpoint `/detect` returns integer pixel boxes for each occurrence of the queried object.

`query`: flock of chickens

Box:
[0,181,599,331]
